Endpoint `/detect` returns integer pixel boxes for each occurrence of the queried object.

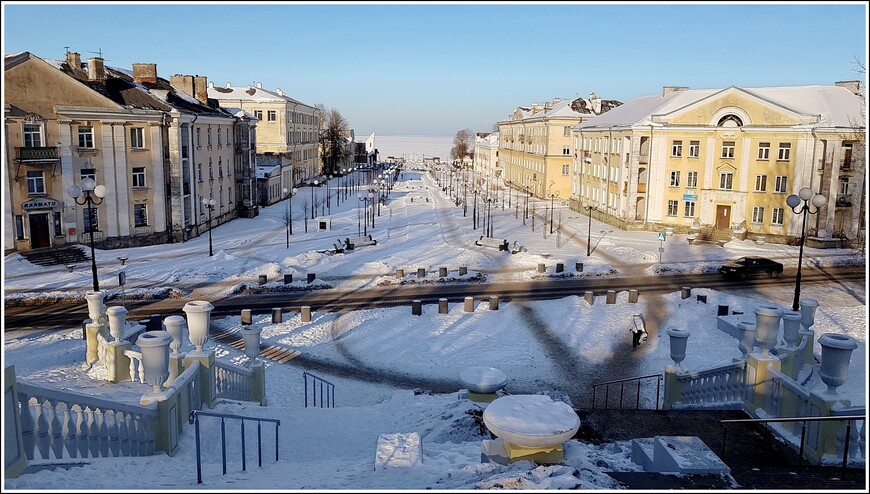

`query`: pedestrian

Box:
[631,325,643,348]
[630,313,646,349]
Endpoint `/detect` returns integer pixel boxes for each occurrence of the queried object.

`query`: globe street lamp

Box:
[786,187,826,311]
[309,179,318,219]
[357,192,374,236]
[67,177,106,292]
[282,187,297,248]
[582,200,599,256]
[201,198,216,257]
[548,189,561,234]
[484,195,496,238]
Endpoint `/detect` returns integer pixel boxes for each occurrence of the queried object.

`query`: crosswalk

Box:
[209,327,301,363]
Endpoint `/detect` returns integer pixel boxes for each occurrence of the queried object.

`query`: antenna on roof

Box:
[65,46,70,56]
[87,49,105,59]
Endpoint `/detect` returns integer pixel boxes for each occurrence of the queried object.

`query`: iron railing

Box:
[591,373,663,410]
[188,410,280,484]
[303,371,335,408]
[16,146,59,161]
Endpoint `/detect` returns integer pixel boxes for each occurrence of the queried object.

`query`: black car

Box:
[719,256,784,279]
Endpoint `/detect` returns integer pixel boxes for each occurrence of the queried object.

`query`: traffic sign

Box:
[658,232,666,241]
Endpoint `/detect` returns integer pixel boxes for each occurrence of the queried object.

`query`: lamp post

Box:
[548,189,560,234]
[582,200,599,256]
[68,177,106,292]
[282,187,297,247]
[357,192,373,236]
[309,180,318,219]
[523,185,532,225]
[202,197,216,257]
[484,195,496,238]
[786,187,826,311]
[327,175,333,211]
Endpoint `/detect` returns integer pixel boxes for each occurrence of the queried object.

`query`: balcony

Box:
[836,194,852,207]
[15,146,60,162]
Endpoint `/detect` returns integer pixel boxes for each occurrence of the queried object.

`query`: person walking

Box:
[630,314,646,349]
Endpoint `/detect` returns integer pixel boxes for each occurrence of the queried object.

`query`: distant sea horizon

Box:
[373,134,453,162]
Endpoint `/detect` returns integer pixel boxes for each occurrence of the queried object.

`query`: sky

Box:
[3,164,867,490]
[2,1,867,136]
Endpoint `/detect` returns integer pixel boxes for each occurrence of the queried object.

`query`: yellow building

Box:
[497,94,621,200]
[572,83,865,245]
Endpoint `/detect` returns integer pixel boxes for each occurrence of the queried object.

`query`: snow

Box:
[3,160,866,490]
[483,395,581,447]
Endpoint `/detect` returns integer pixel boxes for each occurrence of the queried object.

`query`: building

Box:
[497,94,621,200]
[572,83,865,245]
[207,82,319,188]
[473,132,499,177]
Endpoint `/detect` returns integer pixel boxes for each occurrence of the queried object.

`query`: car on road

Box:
[719,256,784,279]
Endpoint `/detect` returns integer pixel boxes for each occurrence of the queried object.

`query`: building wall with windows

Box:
[473,132,499,177]
[573,84,865,244]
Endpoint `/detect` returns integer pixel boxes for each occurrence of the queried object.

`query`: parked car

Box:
[719,256,784,279]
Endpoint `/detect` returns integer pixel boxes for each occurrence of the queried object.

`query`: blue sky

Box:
[3,2,867,136]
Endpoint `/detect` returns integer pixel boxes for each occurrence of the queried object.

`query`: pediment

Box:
[657,87,814,127]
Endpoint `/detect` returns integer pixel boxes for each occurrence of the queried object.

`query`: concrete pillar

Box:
[681,286,691,299]
[489,295,499,310]
[412,299,422,316]
[241,309,252,325]
[396,268,404,279]
[417,267,426,278]
[584,291,594,305]
[555,263,564,273]
[301,306,312,323]
[183,352,216,409]
[271,307,282,324]
[606,290,616,304]
[537,263,546,273]
[459,266,467,275]
[439,267,448,277]
[251,362,266,406]
[307,273,316,284]
[575,262,583,272]
[258,274,268,285]
[438,298,449,314]
[628,289,639,303]
[464,297,474,312]
[718,304,729,316]
[283,273,293,284]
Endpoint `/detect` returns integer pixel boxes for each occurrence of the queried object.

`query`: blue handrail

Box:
[303,371,335,408]
[188,410,281,484]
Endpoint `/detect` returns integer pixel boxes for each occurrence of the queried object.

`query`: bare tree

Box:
[301,200,310,232]
[318,106,351,176]
[450,129,474,164]
[282,207,292,248]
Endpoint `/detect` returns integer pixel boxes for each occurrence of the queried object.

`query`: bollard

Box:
[396,268,404,279]
[459,266,467,276]
[606,290,616,304]
[307,273,315,284]
[628,289,639,303]
[681,286,691,299]
[417,268,426,278]
[696,294,707,304]
[301,306,312,323]
[271,307,282,324]
[259,274,268,285]
[556,263,564,273]
[438,298,449,314]
[464,297,474,312]
[439,267,448,277]
[718,304,729,316]
[584,291,594,305]
[412,299,422,316]
[241,309,252,326]
[537,263,546,273]
[489,295,499,310]
[575,262,583,272]
[284,273,293,284]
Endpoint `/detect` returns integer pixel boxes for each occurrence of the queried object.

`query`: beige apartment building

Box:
[573,83,865,246]
[473,132,499,177]
[208,82,319,189]
[497,94,621,200]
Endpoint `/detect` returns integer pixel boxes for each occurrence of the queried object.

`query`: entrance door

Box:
[29,213,50,249]
[716,205,731,230]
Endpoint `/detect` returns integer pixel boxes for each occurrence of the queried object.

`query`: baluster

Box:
[35,399,50,460]
[49,399,64,458]
[98,409,110,457]
[129,358,137,383]
[87,406,100,458]
[77,406,91,458]
[137,414,150,456]
[143,416,155,455]
[18,392,36,461]
[65,404,79,459]
[130,415,141,456]
[858,419,866,460]
[118,412,131,456]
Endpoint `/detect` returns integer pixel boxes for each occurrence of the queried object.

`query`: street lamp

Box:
[282,187,297,248]
[357,192,374,236]
[483,195,496,238]
[786,187,826,311]
[309,180,318,219]
[68,177,106,292]
[201,197,216,257]
[523,185,532,225]
[548,189,561,234]
[582,200,599,256]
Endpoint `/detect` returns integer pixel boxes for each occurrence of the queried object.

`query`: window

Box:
[562,165,569,175]
[227,128,231,144]
[752,206,765,224]
[254,110,263,120]
[132,167,146,188]
[719,172,733,190]
[667,200,679,216]
[130,127,145,149]
[268,110,277,122]
[81,168,96,183]
[688,141,699,158]
[53,212,62,236]
[84,208,98,233]
[207,128,212,146]
[15,215,24,240]
[757,142,770,160]
[134,204,148,227]
[209,160,213,180]
[78,126,94,148]
[562,146,570,155]
[217,127,222,146]
[196,128,201,147]
[686,171,698,188]
[23,124,42,147]
[684,201,696,217]
[671,140,682,157]
[839,178,849,195]
[754,175,767,192]
[777,143,791,161]
[774,176,787,193]
[198,163,203,183]
[669,171,680,187]
[218,157,223,178]
[772,208,784,225]
[26,170,45,194]
[721,141,735,159]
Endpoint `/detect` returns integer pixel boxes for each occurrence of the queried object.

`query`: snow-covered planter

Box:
[818,333,858,395]
[85,290,106,323]
[136,330,172,394]
[183,300,214,356]
[106,305,127,342]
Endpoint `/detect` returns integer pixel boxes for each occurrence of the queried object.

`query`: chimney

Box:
[170,74,196,100]
[66,51,81,69]
[276,88,284,96]
[193,75,208,104]
[662,86,689,97]
[256,82,263,89]
[87,57,105,83]
[589,92,602,114]
[835,80,862,95]
[226,82,232,88]
[132,63,157,84]
[208,81,215,88]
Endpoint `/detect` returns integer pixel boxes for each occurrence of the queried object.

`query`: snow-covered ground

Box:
[3,165,866,490]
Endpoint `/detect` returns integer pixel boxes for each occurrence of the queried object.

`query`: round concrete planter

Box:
[85,291,106,323]
[799,298,819,330]
[818,333,858,394]
[754,304,784,355]
[781,311,802,347]
[163,315,186,355]
[240,326,262,360]
[736,321,757,358]
[106,306,128,342]
[482,394,580,448]
[137,331,172,394]
[183,300,214,355]
[667,327,690,367]
[459,366,507,394]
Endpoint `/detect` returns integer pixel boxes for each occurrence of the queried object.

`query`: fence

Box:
[189,410,281,484]
[303,372,335,408]
[590,373,662,410]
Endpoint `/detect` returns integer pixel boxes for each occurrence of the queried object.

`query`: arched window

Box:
[717,114,743,127]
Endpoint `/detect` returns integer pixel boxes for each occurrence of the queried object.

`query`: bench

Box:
[332,239,346,253]
[475,236,508,251]
[510,241,525,254]
[346,235,377,249]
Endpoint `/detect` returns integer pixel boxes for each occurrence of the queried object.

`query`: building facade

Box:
[572,83,865,245]
[473,132,499,177]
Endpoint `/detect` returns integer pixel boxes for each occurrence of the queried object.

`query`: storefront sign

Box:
[21,198,58,211]
[682,194,698,202]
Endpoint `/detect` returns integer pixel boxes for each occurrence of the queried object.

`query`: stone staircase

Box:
[20,245,90,267]
[688,227,733,246]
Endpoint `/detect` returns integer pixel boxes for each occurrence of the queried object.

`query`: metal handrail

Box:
[720,414,865,476]
[188,410,281,484]
[303,371,335,408]
[591,373,663,410]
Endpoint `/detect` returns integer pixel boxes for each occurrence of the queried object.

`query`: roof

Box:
[255,164,281,178]
[208,84,313,109]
